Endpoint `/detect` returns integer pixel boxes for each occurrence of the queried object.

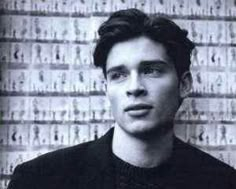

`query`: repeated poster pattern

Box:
[0,0,236,188]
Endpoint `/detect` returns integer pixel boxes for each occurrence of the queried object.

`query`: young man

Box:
[8,9,236,189]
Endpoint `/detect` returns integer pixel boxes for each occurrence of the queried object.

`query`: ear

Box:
[179,71,192,98]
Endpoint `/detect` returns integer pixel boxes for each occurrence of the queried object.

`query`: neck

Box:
[112,124,174,168]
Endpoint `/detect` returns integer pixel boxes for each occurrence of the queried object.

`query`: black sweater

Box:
[8,128,236,189]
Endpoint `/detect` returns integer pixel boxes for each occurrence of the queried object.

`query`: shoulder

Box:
[173,137,236,188]
[9,128,114,185]
[174,137,235,172]
[8,128,114,189]
[10,128,114,180]
[8,140,98,189]
[8,133,114,189]
[13,140,94,177]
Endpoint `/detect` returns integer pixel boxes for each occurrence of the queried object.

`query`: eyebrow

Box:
[139,60,168,67]
[106,60,169,74]
[106,65,127,75]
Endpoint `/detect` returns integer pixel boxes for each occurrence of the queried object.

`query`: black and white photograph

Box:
[0,0,236,188]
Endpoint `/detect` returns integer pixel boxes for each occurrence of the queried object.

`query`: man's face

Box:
[106,36,188,138]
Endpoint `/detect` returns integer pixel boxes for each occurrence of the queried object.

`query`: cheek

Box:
[165,75,179,92]
[106,87,121,111]
[151,76,179,94]
[162,81,180,108]
[165,81,179,96]
[149,78,180,106]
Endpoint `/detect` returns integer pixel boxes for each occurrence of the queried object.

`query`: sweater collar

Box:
[83,128,191,183]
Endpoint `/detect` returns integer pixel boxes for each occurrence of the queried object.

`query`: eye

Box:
[142,67,162,76]
[107,71,127,81]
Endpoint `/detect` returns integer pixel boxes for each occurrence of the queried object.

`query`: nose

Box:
[126,72,147,97]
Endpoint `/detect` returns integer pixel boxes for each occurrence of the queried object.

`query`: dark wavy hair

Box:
[93,9,195,78]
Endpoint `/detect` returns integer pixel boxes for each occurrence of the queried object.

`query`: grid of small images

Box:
[0,0,236,188]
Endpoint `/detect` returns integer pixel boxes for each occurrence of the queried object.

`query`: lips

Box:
[124,104,153,112]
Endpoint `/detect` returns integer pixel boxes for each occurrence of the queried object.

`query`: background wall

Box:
[0,0,236,188]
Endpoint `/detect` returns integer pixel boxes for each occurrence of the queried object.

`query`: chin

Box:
[123,120,173,140]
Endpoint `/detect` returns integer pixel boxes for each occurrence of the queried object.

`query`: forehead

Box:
[106,36,171,70]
